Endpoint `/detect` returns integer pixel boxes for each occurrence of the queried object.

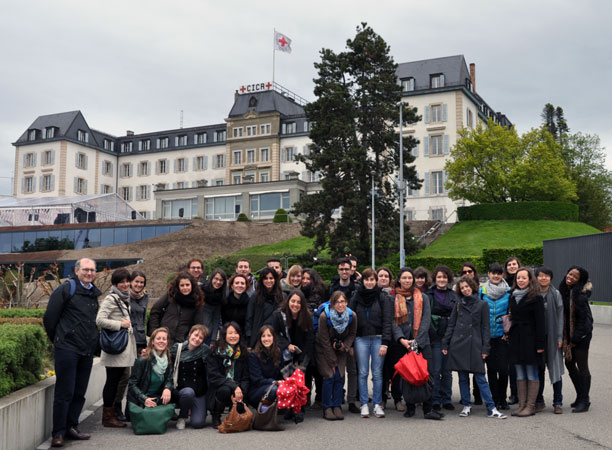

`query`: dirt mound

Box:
[59,221,302,297]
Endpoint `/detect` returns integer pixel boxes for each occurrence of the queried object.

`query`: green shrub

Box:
[312,265,338,284]
[0,318,44,326]
[272,208,292,223]
[236,213,251,222]
[0,324,48,397]
[0,308,46,318]
[481,246,543,269]
[458,202,579,221]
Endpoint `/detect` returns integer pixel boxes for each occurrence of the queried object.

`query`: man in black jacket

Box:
[43,258,101,448]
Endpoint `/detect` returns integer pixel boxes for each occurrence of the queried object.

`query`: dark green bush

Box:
[0,308,45,318]
[458,202,578,221]
[312,265,338,284]
[236,213,251,222]
[0,324,48,397]
[482,246,543,269]
[272,208,292,223]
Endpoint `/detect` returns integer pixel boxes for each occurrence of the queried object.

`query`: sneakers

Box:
[176,418,186,430]
[459,406,472,417]
[373,404,385,418]
[488,408,507,419]
[360,404,369,418]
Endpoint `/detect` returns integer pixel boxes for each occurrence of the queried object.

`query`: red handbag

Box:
[394,351,429,386]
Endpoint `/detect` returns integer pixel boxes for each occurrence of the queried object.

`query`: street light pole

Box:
[398,101,405,268]
[371,170,375,270]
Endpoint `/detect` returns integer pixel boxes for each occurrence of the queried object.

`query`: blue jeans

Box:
[176,387,207,428]
[431,340,452,405]
[322,368,344,409]
[515,364,539,381]
[354,336,385,406]
[52,348,94,436]
[458,371,495,413]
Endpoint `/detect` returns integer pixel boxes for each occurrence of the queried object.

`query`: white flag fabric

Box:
[274,31,292,53]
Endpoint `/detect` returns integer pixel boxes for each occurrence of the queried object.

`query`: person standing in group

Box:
[148,272,205,345]
[504,255,522,405]
[460,262,483,406]
[208,322,250,428]
[508,267,545,417]
[43,258,101,447]
[349,269,392,418]
[347,255,362,283]
[170,324,211,429]
[377,267,395,296]
[272,290,314,368]
[236,258,256,294]
[427,265,458,412]
[246,267,284,348]
[96,268,137,428]
[281,265,303,298]
[442,276,506,419]
[479,263,511,411]
[267,258,286,279]
[316,291,358,421]
[186,258,206,288]
[391,268,440,420]
[247,325,284,408]
[202,268,227,345]
[222,273,251,333]
[378,266,398,409]
[414,267,431,292]
[559,266,593,413]
[534,266,564,414]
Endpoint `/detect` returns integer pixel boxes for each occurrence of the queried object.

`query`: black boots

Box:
[572,375,591,413]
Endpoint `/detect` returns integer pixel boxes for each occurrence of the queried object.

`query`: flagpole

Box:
[272,28,276,88]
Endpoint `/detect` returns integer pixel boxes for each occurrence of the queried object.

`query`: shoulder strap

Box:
[280,311,291,344]
[68,278,77,297]
[109,293,127,317]
[173,343,183,387]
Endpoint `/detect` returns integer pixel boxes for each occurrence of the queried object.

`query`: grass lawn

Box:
[234,236,321,256]
[418,220,600,257]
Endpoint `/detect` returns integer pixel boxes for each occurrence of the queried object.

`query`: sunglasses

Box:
[461,269,474,275]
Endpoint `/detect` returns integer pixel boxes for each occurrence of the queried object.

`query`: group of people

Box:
[42,254,594,446]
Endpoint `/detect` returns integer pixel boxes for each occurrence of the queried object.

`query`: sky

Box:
[1,0,611,196]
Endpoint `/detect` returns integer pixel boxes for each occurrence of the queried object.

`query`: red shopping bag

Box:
[393,351,429,386]
[276,368,310,413]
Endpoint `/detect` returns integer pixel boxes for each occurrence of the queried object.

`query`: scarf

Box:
[484,279,509,300]
[216,345,241,379]
[203,282,224,307]
[329,308,350,334]
[111,285,130,303]
[176,341,209,363]
[229,291,250,306]
[152,352,168,378]
[394,288,423,337]
[358,285,379,307]
[563,289,577,361]
[130,288,147,301]
[301,283,312,298]
[513,287,529,304]
[175,291,197,308]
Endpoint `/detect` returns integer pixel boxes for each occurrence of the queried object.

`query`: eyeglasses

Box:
[189,266,202,271]
[338,268,350,272]
[335,300,347,304]
[80,268,96,273]
[461,269,474,275]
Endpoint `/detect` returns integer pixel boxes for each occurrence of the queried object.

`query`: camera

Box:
[333,339,343,350]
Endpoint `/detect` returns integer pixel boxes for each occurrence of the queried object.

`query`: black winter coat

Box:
[246,291,280,348]
[349,286,393,347]
[43,277,101,356]
[329,277,358,300]
[148,293,205,344]
[562,282,594,345]
[427,287,459,343]
[508,293,546,366]
[127,356,174,407]
[129,292,149,347]
[222,291,251,333]
[442,295,490,373]
[247,351,282,407]
[270,310,314,366]
[207,347,250,398]
[391,291,432,359]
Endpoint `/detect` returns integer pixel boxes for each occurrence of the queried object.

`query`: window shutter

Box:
[444,135,450,155]
[51,150,56,165]
[192,157,197,170]
[281,148,285,162]
[413,142,419,158]
[221,155,225,167]
[184,158,189,171]
[212,156,216,169]
[128,187,133,201]
[156,138,160,149]
[414,171,419,197]
[174,159,177,173]
[203,156,208,170]
[136,186,141,200]
[75,153,79,167]
[83,179,87,194]
[440,74,445,86]
[174,136,178,147]
[147,185,151,199]
[425,106,431,124]
[85,133,89,143]
[38,176,42,192]
[155,160,159,175]
[21,178,24,194]
[444,171,449,193]
[33,153,37,166]
[22,153,27,167]
[50,175,55,191]
[193,134,197,145]
[74,177,78,193]
[424,172,430,195]
[85,154,89,169]
[442,104,448,122]
[424,136,430,156]
[138,141,142,151]
[137,163,142,176]
[172,182,177,189]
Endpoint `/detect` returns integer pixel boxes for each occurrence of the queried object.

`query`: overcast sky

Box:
[1,0,610,196]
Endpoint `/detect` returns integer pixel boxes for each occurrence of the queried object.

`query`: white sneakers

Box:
[488,408,507,419]
[373,404,385,418]
[360,404,369,418]
[176,418,186,430]
[459,406,472,417]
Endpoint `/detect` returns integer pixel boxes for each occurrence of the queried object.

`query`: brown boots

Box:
[511,380,527,416]
[102,406,126,427]
[517,380,539,417]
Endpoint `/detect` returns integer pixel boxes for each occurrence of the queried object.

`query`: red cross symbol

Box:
[278,36,288,47]
[240,85,246,93]
[265,82,272,89]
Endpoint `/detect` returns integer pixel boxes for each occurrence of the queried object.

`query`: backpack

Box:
[312,301,353,332]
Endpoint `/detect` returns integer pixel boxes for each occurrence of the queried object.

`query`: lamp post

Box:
[371,170,375,270]
[398,101,405,268]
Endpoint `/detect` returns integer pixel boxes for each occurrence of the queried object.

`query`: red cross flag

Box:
[274,31,292,53]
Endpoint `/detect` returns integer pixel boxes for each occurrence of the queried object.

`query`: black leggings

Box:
[485,337,509,404]
[566,336,591,378]
[103,367,128,407]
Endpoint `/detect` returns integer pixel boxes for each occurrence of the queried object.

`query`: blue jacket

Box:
[478,285,510,339]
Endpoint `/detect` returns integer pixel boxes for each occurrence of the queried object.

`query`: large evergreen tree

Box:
[293,23,420,262]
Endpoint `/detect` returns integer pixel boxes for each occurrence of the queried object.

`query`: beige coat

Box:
[96,293,137,367]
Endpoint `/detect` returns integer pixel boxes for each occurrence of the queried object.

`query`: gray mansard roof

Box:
[396,55,471,91]
[228,90,305,118]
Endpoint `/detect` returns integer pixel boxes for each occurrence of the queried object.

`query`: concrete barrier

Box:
[591,304,612,325]
[0,358,105,450]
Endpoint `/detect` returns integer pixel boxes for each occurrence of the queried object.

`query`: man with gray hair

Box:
[43,258,102,447]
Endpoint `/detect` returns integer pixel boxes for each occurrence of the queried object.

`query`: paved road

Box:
[42,324,612,450]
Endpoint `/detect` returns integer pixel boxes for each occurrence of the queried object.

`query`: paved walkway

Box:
[41,324,612,450]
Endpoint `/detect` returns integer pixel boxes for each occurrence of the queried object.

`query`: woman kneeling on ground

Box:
[248,325,283,407]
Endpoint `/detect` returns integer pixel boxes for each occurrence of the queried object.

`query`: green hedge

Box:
[481,246,543,269]
[272,208,292,223]
[458,202,578,221]
[0,308,46,318]
[0,324,48,397]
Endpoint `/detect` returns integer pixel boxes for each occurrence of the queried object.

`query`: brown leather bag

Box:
[217,401,253,434]
[253,385,284,432]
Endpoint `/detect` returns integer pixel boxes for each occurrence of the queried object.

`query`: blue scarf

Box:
[329,308,350,334]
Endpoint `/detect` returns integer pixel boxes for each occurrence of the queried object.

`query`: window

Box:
[205,196,242,220]
[466,78,473,92]
[246,125,257,136]
[43,150,54,165]
[249,192,290,219]
[121,186,132,201]
[158,137,169,149]
[214,130,226,142]
[176,158,186,172]
[283,147,296,161]
[163,198,199,219]
[138,161,149,176]
[430,135,443,155]
[104,139,114,151]
[24,176,35,193]
[175,181,185,189]
[281,122,296,134]
[430,74,445,88]
[27,129,38,141]
[215,179,224,186]
[195,132,207,144]
[431,208,444,221]
[24,153,36,168]
[247,149,255,163]
[138,185,151,200]
[140,139,150,151]
[75,177,86,194]
[431,105,442,123]
[405,209,415,221]
[233,127,243,138]
[102,160,113,175]
[121,163,132,177]
[196,156,207,170]
[303,121,310,133]
[77,129,89,143]
[260,147,269,162]
[76,152,87,169]
[466,108,474,128]
[175,135,187,146]
[214,154,225,168]
[43,127,56,139]
[401,77,415,92]
[232,173,241,184]
[158,159,169,174]
[432,171,444,194]
[260,124,271,135]
[307,171,321,182]
[121,142,133,153]
[101,184,112,194]
[233,150,242,165]
[260,172,269,182]
[41,175,54,192]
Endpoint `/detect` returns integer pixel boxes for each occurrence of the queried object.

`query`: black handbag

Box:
[401,378,433,404]
[253,385,284,431]
[100,295,129,355]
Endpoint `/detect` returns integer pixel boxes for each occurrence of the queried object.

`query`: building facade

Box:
[12,55,509,223]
